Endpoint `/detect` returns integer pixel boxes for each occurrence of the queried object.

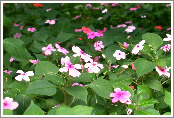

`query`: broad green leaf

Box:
[44,74,64,86]
[64,86,88,104]
[163,112,171,115]
[3,73,12,89]
[56,105,93,115]
[142,33,163,51]
[91,104,105,115]
[113,74,133,85]
[13,94,32,115]
[134,58,156,77]
[73,72,92,82]
[33,31,48,42]
[88,79,113,99]
[8,82,28,94]
[35,61,59,76]
[164,90,171,108]
[138,99,159,107]
[100,36,113,47]
[3,109,13,115]
[137,109,160,115]
[24,101,44,115]
[25,80,57,96]
[20,35,32,45]
[155,59,166,68]
[3,38,34,61]
[56,32,74,42]
[137,85,151,101]
[56,17,70,32]
[3,14,13,27]
[45,99,59,110]
[143,77,163,92]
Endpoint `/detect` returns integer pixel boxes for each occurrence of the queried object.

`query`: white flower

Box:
[102,8,107,13]
[125,25,136,33]
[113,50,126,60]
[131,40,145,55]
[15,70,34,81]
[155,66,171,78]
[121,65,128,69]
[163,34,171,41]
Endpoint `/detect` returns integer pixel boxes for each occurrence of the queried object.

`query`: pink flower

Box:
[46,8,52,12]
[113,50,126,60]
[100,3,105,5]
[74,15,82,19]
[94,56,101,62]
[166,4,171,7]
[3,70,12,75]
[15,70,34,81]
[160,44,171,52]
[13,33,22,39]
[72,46,92,62]
[155,65,171,78]
[3,97,19,110]
[163,34,171,41]
[96,28,107,34]
[121,65,128,69]
[45,20,56,25]
[127,109,132,115]
[167,28,171,30]
[52,104,60,108]
[20,25,24,30]
[93,8,100,10]
[111,65,120,68]
[125,21,132,24]
[123,42,129,48]
[59,56,82,77]
[29,59,40,65]
[110,88,131,103]
[84,61,104,73]
[94,41,104,51]
[131,40,145,55]
[72,83,83,86]
[112,3,119,7]
[136,4,141,9]
[27,28,36,32]
[87,32,98,39]
[55,44,69,55]
[125,99,132,105]
[129,8,137,11]
[75,29,82,32]
[131,62,135,70]
[98,17,103,20]
[117,24,127,28]
[86,4,92,7]
[9,57,15,62]
[13,23,21,26]
[125,25,136,33]
[42,44,56,55]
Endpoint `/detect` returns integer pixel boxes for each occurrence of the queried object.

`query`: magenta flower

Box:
[9,57,15,62]
[42,44,56,55]
[136,4,141,9]
[13,23,21,26]
[72,46,93,62]
[29,59,40,65]
[72,83,83,86]
[20,25,24,30]
[113,50,126,60]
[74,15,82,19]
[125,25,136,33]
[129,8,137,11]
[131,40,145,55]
[167,28,171,30]
[110,88,131,103]
[59,56,82,77]
[117,24,127,28]
[87,32,98,39]
[94,41,104,51]
[15,70,34,81]
[45,20,56,25]
[3,97,19,110]
[160,44,171,52]
[3,70,12,75]
[84,61,104,73]
[163,34,171,41]
[55,44,69,55]
[112,3,119,7]
[166,4,171,7]
[75,29,82,32]
[155,66,171,78]
[125,21,132,24]
[27,28,36,32]
[13,33,22,39]
[123,42,129,48]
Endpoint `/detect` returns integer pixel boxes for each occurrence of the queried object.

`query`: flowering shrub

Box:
[3,2,172,116]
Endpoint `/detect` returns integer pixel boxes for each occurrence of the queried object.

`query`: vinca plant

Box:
[3,2,172,116]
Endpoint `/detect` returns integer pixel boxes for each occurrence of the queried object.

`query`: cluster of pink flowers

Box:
[15,70,34,81]
[155,65,171,78]
[45,19,56,25]
[75,29,83,32]
[123,42,129,48]
[125,25,136,33]
[13,33,22,39]
[28,27,36,32]
[132,40,145,55]
[3,97,19,110]
[113,50,126,60]
[87,31,103,39]
[94,41,104,51]
[86,4,92,7]
[125,21,132,24]
[129,8,137,11]
[160,44,171,52]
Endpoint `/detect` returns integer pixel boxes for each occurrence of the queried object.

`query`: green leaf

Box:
[163,112,171,115]
[138,99,159,107]
[155,59,166,68]
[56,17,70,32]
[88,79,113,99]
[137,85,152,100]
[91,104,105,115]
[134,58,156,77]
[33,31,48,42]
[44,74,64,86]
[142,33,163,51]
[143,77,163,92]
[73,72,92,82]
[3,14,13,27]
[3,73,12,89]
[25,80,57,96]
[137,109,160,115]
[56,32,74,42]
[24,101,45,115]
[164,90,171,108]
[3,38,34,61]
[113,74,133,85]
[3,109,13,115]
[64,86,88,104]
[100,36,113,47]
[56,105,93,115]
[8,82,28,94]
[45,99,59,110]
[35,61,59,76]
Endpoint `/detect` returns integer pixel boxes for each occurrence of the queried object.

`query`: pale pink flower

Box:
[127,109,132,115]
[15,70,34,81]
[55,44,69,55]
[125,99,132,105]
[125,21,132,24]
[94,56,101,62]
[98,17,103,20]
[27,28,36,32]
[110,88,131,103]
[72,46,92,62]
[93,8,100,10]
[52,104,60,108]
[3,97,19,110]
[74,15,82,19]
[3,70,12,75]
[9,57,15,62]
[125,25,136,33]
[123,42,129,48]
[87,32,98,39]
[13,23,21,26]
[96,28,107,33]
[13,33,22,39]
[86,4,92,7]
[102,9,108,13]
[110,25,117,29]
[46,8,52,12]
[84,61,104,73]
[113,50,126,60]
[112,3,119,7]
[100,3,105,5]
[45,20,56,25]
[155,65,171,78]
[129,8,137,11]
[160,44,171,52]
[117,24,127,28]
[75,29,83,32]
[29,59,40,65]
[166,4,171,7]
[94,41,104,51]
[111,65,120,68]
[20,25,24,30]
[167,28,171,30]
[72,83,83,86]
[121,65,128,69]
[163,34,171,41]
[136,4,141,9]
[131,40,145,55]
[42,44,56,55]
[59,56,82,77]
